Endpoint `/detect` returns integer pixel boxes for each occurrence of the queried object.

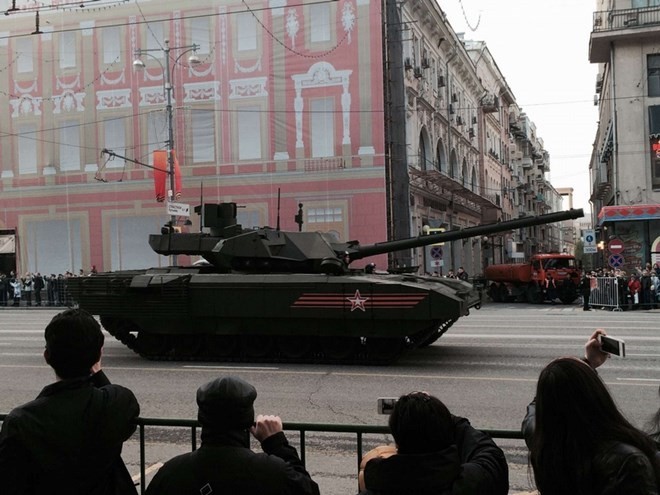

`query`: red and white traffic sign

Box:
[607,240,624,255]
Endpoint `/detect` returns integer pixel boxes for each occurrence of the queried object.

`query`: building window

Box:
[146,22,165,59]
[191,17,211,54]
[18,123,37,174]
[310,98,334,157]
[648,54,660,97]
[237,209,262,229]
[25,218,81,275]
[16,38,33,73]
[60,32,77,69]
[650,105,660,187]
[192,109,215,163]
[59,120,81,171]
[310,3,331,43]
[110,215,166,270]
[147,111,167,165]
[308,207,343,223]
[104,118,126,169]
[633,0,660,7]
[103,27,121,65]
[237,106,261,160]
[236,13,257,52]
[307,205,346,240]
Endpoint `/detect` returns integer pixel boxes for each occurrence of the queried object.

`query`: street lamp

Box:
[133,39,200,265]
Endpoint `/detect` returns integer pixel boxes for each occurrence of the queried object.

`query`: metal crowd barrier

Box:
[589,276,660,311]
[1,413,522,494]
[589,277,623,311]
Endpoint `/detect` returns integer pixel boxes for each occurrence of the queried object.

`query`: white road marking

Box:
[617,377,660,383]
[132,462,163,483]
[183,365,280,371]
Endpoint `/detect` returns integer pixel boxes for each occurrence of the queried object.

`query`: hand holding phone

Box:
[377,397,398,414]
[598,334,626,358]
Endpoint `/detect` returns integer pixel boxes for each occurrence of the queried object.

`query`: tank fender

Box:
[129,273,191,288]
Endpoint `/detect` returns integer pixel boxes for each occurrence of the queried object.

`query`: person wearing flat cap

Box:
[145,376,319,495]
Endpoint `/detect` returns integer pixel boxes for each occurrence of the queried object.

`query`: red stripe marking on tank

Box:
[291,293,427,309]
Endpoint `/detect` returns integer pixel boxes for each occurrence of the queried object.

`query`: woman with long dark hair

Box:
[524,333,660,494]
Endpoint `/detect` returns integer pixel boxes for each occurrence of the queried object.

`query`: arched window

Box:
[419,128,432,170]
[436,139,446,173]
[449,149,458,179]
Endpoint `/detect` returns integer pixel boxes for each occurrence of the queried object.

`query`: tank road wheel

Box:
[204,335,238,359]
[319,336,359,361]
[365,337,404,364]
[171,335,203,359]
[136,333,170,358]
[276,336,312,360]
[240,335,274,359]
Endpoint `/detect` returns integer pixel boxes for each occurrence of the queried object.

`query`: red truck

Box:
[484,253,581,304]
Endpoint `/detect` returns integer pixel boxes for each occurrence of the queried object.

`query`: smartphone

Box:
[377,397,398,414]
[599,334,626,357]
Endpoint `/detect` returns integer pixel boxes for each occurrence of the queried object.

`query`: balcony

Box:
[590,6,660,63]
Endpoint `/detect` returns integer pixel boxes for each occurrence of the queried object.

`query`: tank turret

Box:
[68,205,584,365]
[149,203,584,274]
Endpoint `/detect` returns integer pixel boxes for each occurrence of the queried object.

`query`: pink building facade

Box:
[0,0,388,275]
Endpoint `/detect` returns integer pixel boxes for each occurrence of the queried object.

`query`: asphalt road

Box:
[1,303,658,494]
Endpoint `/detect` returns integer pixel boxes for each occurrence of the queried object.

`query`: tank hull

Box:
[67,268,481,364]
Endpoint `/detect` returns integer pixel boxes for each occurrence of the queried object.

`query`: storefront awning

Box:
[597,204,660,226]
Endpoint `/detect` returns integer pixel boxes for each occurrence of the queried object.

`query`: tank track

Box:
[100,317,452,365]
[415,318,457,348]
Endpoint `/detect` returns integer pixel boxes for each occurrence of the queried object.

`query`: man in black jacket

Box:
[0,308,139,495]
[146,375,319,495]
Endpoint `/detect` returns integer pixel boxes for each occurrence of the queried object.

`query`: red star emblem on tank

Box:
[347,290,369,312]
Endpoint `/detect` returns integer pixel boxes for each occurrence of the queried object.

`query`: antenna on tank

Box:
[276,188,281,231]
[199,182,204,232]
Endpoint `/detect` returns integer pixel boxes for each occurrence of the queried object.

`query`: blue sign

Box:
[430,246,443,259]
[585,234,594,243]
[608,254,624,268]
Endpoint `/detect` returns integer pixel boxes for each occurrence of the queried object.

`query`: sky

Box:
[439,0,599,214]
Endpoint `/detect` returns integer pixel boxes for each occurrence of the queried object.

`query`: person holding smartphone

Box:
[359,391,509,495]
[522,329,660,494]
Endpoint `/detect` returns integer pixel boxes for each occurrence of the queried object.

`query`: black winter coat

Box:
[145,429,319,495]
[359,416,509,495]
[522,402,660,495]
[0,371,139,495]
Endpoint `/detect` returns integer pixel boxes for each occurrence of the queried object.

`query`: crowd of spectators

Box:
[0,269,96,307]
[587,262,660,310]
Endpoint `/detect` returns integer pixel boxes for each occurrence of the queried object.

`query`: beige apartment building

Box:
[590,0,660,271]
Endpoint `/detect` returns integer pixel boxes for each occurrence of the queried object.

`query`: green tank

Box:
[67,205,583,364]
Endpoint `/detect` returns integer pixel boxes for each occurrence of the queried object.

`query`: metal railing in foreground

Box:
[0,413,523,494]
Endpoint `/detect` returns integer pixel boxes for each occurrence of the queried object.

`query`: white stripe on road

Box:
[183,365,280,371]
[617,377,660,383]
[0,364,656,388]
[132,462,163,483]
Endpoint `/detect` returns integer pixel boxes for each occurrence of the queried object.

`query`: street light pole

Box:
[133,39,199,266]
[163,39,176,235]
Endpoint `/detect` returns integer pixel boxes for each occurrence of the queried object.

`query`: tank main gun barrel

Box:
[346,208,584,262]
